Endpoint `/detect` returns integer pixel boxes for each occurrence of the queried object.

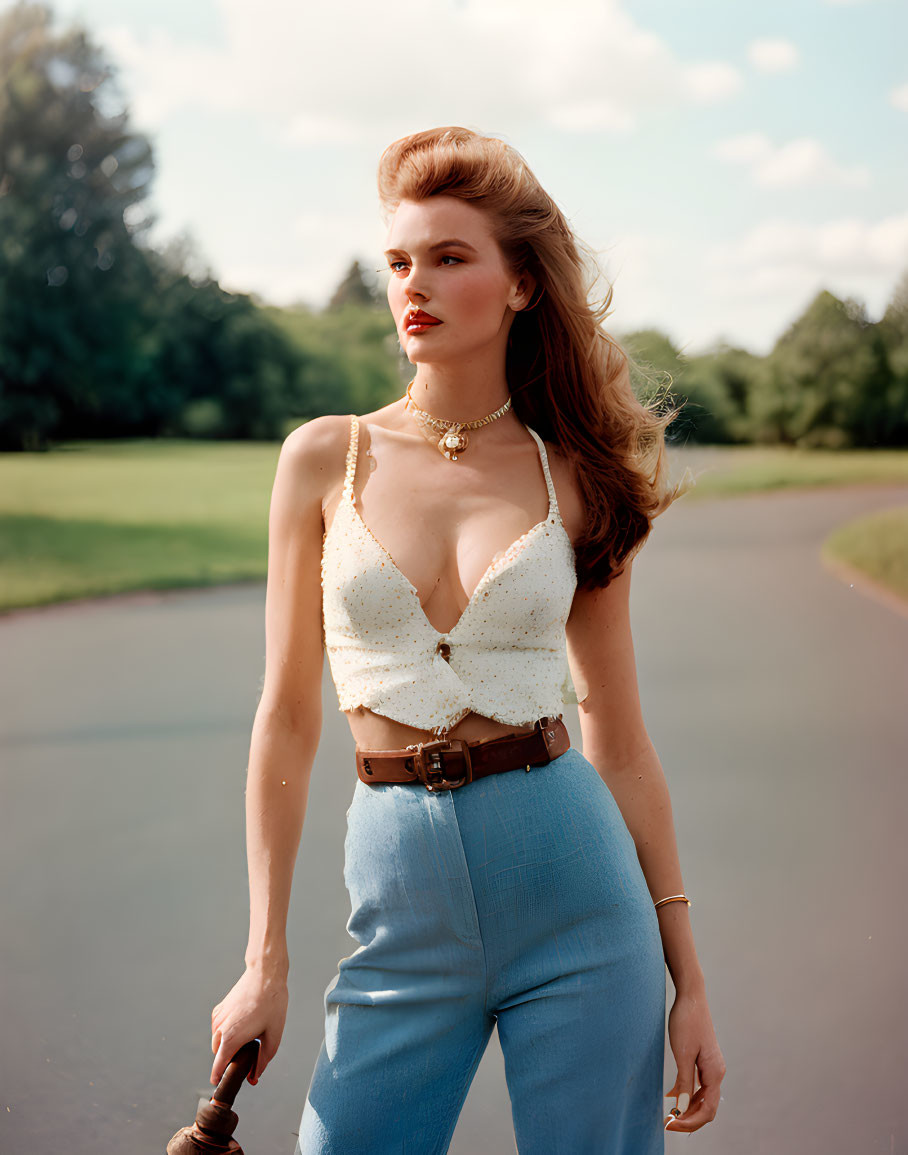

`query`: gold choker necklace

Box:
[404,379,512,460]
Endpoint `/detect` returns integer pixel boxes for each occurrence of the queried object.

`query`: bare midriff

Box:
[343,706,538,753]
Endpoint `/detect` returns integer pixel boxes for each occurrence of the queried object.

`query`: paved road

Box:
[1,483,906,1154]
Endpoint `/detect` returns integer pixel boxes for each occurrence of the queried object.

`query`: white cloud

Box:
[713,132,871,188]
[94,0,742,141]
[891,82,908,113]
[99,25,231,126]
[679,61,744,103]
[747,38,799,73]
[705,212,908,290]
[281,114,362,148]
[216,211,390,308]
[545,99,636,135]
[609,212,908,356]
[713,132,773,164]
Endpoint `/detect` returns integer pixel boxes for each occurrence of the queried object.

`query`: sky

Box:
[15,0,908,357]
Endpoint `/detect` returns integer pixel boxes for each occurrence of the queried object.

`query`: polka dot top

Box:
[320,414,578,736]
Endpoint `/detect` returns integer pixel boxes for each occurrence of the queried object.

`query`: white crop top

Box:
[320,415,578,735]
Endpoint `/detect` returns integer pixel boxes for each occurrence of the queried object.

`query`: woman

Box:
[209,126,725,1153]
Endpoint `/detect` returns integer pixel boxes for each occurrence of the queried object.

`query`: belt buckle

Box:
[404,737,473,791]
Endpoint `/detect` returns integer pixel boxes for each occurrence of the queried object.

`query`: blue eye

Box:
[387,255,462,272]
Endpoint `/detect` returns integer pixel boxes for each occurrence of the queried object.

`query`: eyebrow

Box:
[383,239,478,256]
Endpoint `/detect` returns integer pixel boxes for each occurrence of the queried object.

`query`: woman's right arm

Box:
[209,415,347,1088]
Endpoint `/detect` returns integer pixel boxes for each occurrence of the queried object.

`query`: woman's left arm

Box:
[565,559,726,1133]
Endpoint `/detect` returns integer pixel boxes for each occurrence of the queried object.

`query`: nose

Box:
[405,282,430,305]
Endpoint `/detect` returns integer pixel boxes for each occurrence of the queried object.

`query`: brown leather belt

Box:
[355,716,571,792]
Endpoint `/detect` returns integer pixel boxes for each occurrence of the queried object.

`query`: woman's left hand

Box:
[664,984,726,1133]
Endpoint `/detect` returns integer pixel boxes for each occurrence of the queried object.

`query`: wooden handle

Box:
[212,1039,260,1107]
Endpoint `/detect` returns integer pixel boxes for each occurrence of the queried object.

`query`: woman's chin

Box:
[404,347,455,366]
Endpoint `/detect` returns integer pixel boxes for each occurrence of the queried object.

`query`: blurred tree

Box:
[668,343,762,444]
[326,259,381,310]
[881,268,908,353]
[621,328,684,386]
[0,2,311,447]
[876,267,908,446]
[0,0,158,448]
[619,328,704,442]
[138,243,305,440]
[267,300,404,419]
[750,290,890,448]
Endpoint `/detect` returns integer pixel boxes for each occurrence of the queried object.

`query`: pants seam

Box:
[444,794,491,1016]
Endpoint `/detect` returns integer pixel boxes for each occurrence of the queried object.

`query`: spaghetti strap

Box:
[342,415,359,502]
[524,426,561,523]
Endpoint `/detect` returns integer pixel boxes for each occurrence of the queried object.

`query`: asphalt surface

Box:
[1,481,906,1154]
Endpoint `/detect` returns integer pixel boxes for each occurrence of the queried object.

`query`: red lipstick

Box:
[405,309,442,332]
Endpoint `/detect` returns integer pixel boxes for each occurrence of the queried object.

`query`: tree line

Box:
[2,1,906,452]
[628,278,908,449]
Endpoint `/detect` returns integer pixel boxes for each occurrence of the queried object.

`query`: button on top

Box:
[435,641,451,662]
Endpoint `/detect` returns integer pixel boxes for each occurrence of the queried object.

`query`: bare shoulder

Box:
[278,414,355,514]
[282,412,353,466]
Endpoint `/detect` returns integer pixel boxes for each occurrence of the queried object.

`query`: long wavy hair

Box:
[377,125,696,592]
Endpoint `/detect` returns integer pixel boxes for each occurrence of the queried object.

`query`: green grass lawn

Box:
[0,439,278,611]
[667,443,908,497]
[1,438,907,614]
[821,506,908,602]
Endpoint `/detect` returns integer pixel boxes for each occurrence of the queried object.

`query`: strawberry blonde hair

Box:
[377,125,695,592]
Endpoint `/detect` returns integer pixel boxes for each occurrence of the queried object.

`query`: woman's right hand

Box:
[210,966,289,1087]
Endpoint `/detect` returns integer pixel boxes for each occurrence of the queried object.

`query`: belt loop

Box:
[537,716,560,762]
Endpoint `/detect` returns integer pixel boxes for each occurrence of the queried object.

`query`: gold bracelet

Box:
[654,894,691,910]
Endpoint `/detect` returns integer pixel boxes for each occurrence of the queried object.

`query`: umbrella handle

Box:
[166,1040,261,1153]
[211,1039,261,1109]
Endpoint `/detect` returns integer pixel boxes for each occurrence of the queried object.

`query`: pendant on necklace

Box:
[438,425,468,460]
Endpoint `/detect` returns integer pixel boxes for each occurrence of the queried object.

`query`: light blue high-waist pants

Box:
[295,746,666,1154]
